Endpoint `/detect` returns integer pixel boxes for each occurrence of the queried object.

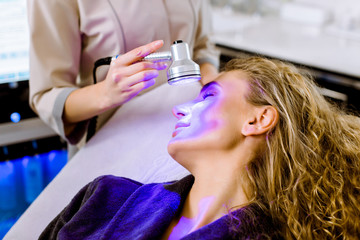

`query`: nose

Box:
[172,102,191,119]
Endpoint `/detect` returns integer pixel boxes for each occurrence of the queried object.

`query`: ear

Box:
[241,106,279,136]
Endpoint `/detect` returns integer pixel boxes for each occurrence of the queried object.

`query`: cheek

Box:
[202,111,242,146]
[168,118,225,151]
[183,110,223,141]
[167,121,240,159]
[192,116,219,134]
[167,103,232,155]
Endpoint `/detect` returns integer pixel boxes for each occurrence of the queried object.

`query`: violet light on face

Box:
[168,72,254,162]
[171,82,222,140]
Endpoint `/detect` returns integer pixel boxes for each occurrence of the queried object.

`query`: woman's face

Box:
[167,71,255,159]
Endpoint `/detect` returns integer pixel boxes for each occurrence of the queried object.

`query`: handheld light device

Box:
[142,40,201,85]
[103,40,201,85]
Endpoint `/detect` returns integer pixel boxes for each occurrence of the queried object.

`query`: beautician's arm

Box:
[63,41,166,128]
[194,0,220,86]
[200,62,219,85]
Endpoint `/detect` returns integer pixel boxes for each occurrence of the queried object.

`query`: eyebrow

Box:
[200,81,221,94]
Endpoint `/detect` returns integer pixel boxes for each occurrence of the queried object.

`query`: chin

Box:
[167,135,205,160]
[167,137,193,160]
[167,142,193,172]
[167,139,182,160]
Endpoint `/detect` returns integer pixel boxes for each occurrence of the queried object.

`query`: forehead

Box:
[212,71,250,99]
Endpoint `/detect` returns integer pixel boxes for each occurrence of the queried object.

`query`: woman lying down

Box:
[40,55,360,239]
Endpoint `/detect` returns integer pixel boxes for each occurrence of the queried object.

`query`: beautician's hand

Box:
[63,40,167,125]
[98,40,167,110]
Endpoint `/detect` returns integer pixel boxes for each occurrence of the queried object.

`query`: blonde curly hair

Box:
[224,57,360,239]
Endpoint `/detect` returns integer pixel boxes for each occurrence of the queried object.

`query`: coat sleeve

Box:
[27,0,88,144]
[192,0,220,69]
[38,175,142,240]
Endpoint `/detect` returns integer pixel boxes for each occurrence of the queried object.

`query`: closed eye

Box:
[202,92,216,99]
[199,81,221,100]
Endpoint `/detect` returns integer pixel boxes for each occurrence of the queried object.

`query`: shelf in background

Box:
[0,118,56,146]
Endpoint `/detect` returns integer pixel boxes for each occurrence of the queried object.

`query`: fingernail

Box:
[156,62,168,70]
[144,79,156,89]
[154,40,163,47]
[144,71,159,80]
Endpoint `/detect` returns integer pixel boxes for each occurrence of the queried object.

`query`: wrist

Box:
[95,81,113,114]
[63,83,108,123]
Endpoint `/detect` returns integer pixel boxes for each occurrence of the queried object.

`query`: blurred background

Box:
[209,0,360,111]
[1,0,68,237]
[1,0,359,238]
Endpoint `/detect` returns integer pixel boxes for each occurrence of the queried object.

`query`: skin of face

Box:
[167,71,256,169]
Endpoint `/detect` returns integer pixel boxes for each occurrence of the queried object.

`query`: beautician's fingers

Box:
[102,68,159,106]
[124,69,159,87]
[113,40,164,66]
[108,76,156,106]
[110,61,167,84]
[129,78,156,93]
[112,61,167,79]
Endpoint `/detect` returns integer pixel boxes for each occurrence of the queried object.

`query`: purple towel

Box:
[39,175,280,239]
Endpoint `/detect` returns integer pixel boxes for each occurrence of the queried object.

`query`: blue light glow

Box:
[10,112,21,123]
[0,150,68,239]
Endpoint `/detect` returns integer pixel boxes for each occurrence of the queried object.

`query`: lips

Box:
[172,122,190,137]
[175,122,190,129]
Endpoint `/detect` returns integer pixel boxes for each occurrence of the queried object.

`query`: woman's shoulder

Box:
[86,175,144,197]
[92,175,144,187]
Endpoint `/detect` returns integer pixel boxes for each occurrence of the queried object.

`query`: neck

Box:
[168,147,254,239]
[185,164,250,226]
